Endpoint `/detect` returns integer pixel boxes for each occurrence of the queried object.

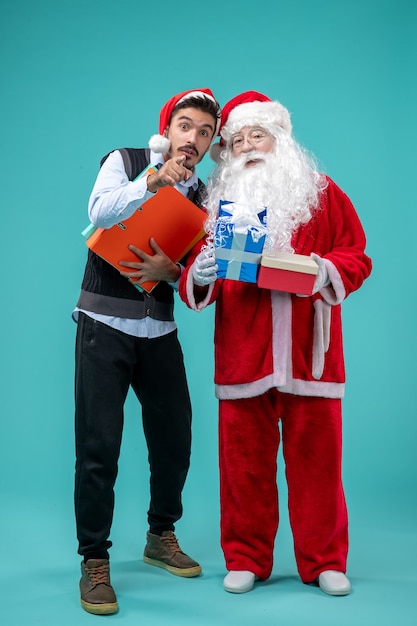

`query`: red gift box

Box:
[257,252,318,295]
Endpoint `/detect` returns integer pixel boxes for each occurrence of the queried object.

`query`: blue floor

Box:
[2,492,416,626]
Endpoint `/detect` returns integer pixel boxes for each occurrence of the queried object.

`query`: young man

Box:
[179,91,372,596]
[73,88,221,614]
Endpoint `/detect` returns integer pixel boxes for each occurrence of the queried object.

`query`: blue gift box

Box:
[214,201,267,282]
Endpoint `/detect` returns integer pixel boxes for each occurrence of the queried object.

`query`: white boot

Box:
[318,570,351,596]
[223,570,256,594]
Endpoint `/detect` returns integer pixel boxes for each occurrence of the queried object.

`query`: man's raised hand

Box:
[147,156,192,192]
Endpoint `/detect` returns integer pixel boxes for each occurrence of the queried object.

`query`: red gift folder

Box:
[257,252,318,295]
[86,185,206,293]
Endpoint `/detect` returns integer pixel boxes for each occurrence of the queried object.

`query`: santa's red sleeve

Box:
[308,178,372,305]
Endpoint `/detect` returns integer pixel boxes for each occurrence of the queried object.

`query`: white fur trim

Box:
[186,263,215,311]
[221,101,292,144]
[312,299,331,380]
[148,134,170,153]
[271,290,292,387]
[178,90,216,106]
[215,376,345,400]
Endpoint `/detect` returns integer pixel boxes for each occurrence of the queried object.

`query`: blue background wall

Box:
[1,1,416,624]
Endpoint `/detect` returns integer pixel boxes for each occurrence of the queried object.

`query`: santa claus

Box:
[178,91,372,596]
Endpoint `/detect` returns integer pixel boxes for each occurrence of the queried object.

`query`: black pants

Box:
[74,313,192,560]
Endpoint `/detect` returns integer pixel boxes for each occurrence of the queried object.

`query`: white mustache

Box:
[230,151,267,170]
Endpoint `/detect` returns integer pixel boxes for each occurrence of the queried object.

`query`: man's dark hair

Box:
[171,95,221,137]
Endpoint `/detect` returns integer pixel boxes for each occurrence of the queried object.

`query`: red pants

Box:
[219,390,348,583]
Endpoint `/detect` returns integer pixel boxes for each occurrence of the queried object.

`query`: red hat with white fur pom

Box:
[149,88,220,154]
[210,90,292,162]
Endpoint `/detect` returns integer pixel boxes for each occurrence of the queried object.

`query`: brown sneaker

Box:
[143,531,202,577]
[79,559,118,615]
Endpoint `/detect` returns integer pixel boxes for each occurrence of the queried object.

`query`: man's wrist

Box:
[147,173,159,193]
[171,262,181,282]
[167,263,182,290]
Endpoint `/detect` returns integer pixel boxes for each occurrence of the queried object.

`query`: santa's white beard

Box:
[205,134,327,252]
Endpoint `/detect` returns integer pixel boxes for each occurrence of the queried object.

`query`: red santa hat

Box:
[149,88,220,153]
[210,90,292,162]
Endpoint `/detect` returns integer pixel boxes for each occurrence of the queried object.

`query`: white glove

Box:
[192,247,218,286]
[311,253,330,294]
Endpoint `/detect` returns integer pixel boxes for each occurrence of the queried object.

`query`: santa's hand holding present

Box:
[311,253,331,295]
[192,246,218,286]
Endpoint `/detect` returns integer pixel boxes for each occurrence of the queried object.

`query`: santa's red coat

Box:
[179,177,372,400]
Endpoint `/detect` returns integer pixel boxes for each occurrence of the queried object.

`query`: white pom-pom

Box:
[210,142,224,162]
[148,134,171,153]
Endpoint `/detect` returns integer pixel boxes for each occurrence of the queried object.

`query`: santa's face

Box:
[164,107,216,169]
[230,125,275,166]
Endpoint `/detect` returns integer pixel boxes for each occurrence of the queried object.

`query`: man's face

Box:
[230,125,275,167]
[165,107,216,169]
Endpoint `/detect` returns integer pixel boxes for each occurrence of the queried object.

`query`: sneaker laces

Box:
[86,563,110,586]
[161,532,182,553]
